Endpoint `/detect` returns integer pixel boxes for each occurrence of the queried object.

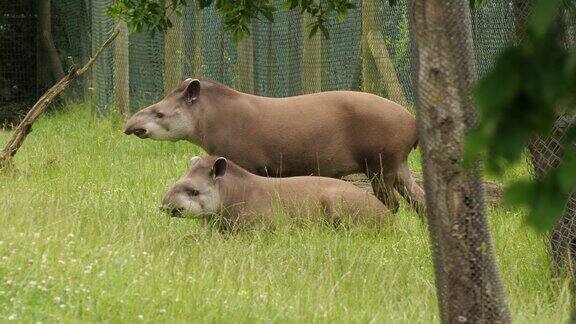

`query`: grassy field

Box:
[0,103,571,322]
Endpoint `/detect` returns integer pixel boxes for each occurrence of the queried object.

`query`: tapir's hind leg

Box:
[365,158,400,214]
[394,162,426,215]
[370,172,400,214]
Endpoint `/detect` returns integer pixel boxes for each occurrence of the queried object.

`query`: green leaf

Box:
[463,128,486,168]
[388,0,397,6]
[345,2,355,9]
[527,194,567,231]
[505,179,567,232]
[259,8,275,22]
[530,0,560,38]
[474,49,521,112]
[308,24,319,38]
[281,0,297,9]
[558,153,576,192]
[319,24,330,39]
[504,180,535,206]
[232,28,244,44]
[563,126,576,146]
[526,182,567,232]
[562,0,576,11]
[290,0,300,9]
[336,10,346,23]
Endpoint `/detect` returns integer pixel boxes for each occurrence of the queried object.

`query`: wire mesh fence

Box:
[2,0,520,119]
[41,0,548,112]
[0,0,37,126]
[0,0,541,116]
[50,0,418,113]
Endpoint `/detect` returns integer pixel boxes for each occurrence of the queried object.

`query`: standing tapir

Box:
[161,155,392,230]
[125,79,424,213]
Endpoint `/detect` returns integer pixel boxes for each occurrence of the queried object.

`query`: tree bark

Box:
[37,0,66,87]
[236,28,255,94]
[410,0,511,322]
[164,11,183,94]
[37,0,70,102]
[113,22,130,116]
[302,13,322,94]
[182,1,203,78]
[267,21,274,95]
[192,7,204,78]
[367,30,408,107]
[360,0,381,95]
[287,9,302,95]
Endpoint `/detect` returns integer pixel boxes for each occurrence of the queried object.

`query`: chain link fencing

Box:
[0,0,37,126]
[1,0,530,118]
[50,0,419,114]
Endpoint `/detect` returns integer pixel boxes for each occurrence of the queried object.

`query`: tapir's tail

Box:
[394,162,426,215]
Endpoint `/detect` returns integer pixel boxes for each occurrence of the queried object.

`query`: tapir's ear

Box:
[185,78,201,102]
[211,157,227,179]
[190,156,201,168]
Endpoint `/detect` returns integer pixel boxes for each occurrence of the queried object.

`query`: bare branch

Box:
[0,26,120,169]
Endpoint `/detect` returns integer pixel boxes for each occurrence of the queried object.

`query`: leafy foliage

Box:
[107,0,187,34]
[466,0,576,231]
[107,0,356,42]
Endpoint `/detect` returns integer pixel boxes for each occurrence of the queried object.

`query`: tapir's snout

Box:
[124,118,149,138]
[125,127,148,138]
[159,204,185,218]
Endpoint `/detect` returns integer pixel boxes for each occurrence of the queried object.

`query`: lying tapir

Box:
[161,156,392,229]
[126,78,424,213]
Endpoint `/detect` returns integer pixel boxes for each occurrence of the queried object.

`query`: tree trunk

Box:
[219,21,226,81]
[267,21,274,96]
[192,8,204,78]
[410,0,511,322]
[182,1,203,78]
[367,30,408,107]
[236,28,255,94]
[113,22,130,116]
[164,11,183,94]
[37,0,66,90]
[361,0,407,105]
[302,13,322,94]
[361,0,381,95]
[287,9,302,95]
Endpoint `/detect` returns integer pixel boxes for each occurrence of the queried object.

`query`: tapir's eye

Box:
[186,189,200,197]
[155,112,164,119]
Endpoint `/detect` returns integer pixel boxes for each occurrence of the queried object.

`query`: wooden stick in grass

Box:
[0,26,120,169]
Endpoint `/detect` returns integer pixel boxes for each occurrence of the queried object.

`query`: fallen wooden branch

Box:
[0,26,120,169]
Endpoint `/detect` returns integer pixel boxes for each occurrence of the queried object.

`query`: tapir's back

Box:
[243,91,417,177]
[264,175,390,220]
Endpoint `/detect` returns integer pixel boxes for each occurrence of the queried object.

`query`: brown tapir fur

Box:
[125,78,424,213]
[161,156,392,230]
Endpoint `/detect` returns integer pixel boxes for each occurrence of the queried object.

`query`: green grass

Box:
[0,103,571,322]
